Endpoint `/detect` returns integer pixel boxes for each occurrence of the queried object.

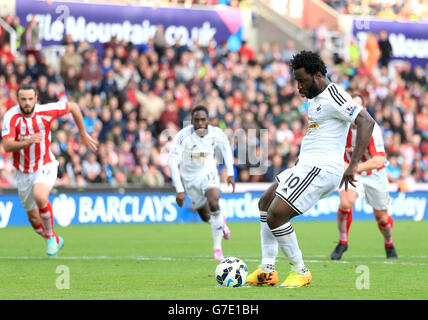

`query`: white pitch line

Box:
[305,254,428,259]
[0,255,427,266]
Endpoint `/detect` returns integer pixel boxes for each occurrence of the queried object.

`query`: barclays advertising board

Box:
[0,191,427,228]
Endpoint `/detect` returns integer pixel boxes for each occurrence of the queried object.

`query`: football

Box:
[215,257,248,287]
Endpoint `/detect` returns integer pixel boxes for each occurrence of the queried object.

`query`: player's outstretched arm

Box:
[68,102,98,152]
[340,109,375,190]
[356,155,385,173]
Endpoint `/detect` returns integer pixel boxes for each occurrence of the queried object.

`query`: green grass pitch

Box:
[0,220,427,300]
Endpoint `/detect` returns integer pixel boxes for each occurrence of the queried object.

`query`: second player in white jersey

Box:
[169,124,234,190]
[169,106,235,261]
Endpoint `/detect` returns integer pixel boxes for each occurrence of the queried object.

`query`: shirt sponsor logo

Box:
[190,152,208,159]
[346,104,357,117]
[307,119,319,132]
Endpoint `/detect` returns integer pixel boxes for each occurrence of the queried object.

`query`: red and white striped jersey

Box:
[344,122,386,176]
[1,101,69,173]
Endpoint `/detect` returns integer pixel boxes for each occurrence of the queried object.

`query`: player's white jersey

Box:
[1,101,68,173]
[169,125,234,192]
[298,83,363,176]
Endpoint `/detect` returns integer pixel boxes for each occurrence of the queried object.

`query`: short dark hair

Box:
[191,105,209,117]
[351,93,365,107]
[290,50,327,76]
[17,84,37,96]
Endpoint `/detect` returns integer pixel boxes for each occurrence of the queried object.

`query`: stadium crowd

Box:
[0,13,427,191]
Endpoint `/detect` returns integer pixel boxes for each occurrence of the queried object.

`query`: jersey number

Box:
[284,173,300,189]
[207,172,216,182]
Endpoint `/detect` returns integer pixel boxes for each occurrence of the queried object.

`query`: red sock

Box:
[337,207,353,245]
[378,215,394,247]
[39,202,59,243]
[32,222,48,239]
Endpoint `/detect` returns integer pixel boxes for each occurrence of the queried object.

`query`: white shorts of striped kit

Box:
[338,168,390,210]
[16,161,58,212]
[274,165,341,215]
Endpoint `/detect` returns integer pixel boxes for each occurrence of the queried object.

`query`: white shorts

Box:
[16,161,58,212]
[275,165,341,215]
[339,169,390,210]
[183,169,220,209]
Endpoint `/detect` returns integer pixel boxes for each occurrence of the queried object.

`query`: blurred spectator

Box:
[11,16,24,50]
[0,43,14,64]
[26,53,43,81]
[100,69,119,98]
[154,25,168,58]
[377,30,392,68]
[21,16,41,61]
[56,155,71,187]
[142,164,165,187]
[127,165,145,184]
[81,50,103,92]
[137,90,165,120]
[386,154,402,183]
[82,152,102,183]
[314,20,330,52]
[282,40,296,64]
[363,33,380,76]
[238,40,255,62]
[60,43,83,78]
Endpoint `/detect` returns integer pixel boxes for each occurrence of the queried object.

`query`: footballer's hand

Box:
[29,132,44,144]
[80,132,99,152]
[176,192,185,207]
[227,176,235,193]
[339,162,358,191]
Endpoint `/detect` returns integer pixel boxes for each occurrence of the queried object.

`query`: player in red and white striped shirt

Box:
[1,84,98,256]
[330,94,398,260]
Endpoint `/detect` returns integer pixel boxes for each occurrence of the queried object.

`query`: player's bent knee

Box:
[339,198,355,210]
[339,192,357,210]
[197,208,211,222]
[374,210,389,224]
[258,183,277,212]
[207,201,220,213]
[266,210,290,230]
[339,194,355,209]
[34,197,48,209]
[258,194,270,212]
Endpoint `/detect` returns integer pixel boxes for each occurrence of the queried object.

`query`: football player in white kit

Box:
[1,84,98,256]
[331,94,398,260]
[247,51,376,288]
[169,106,235,260]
